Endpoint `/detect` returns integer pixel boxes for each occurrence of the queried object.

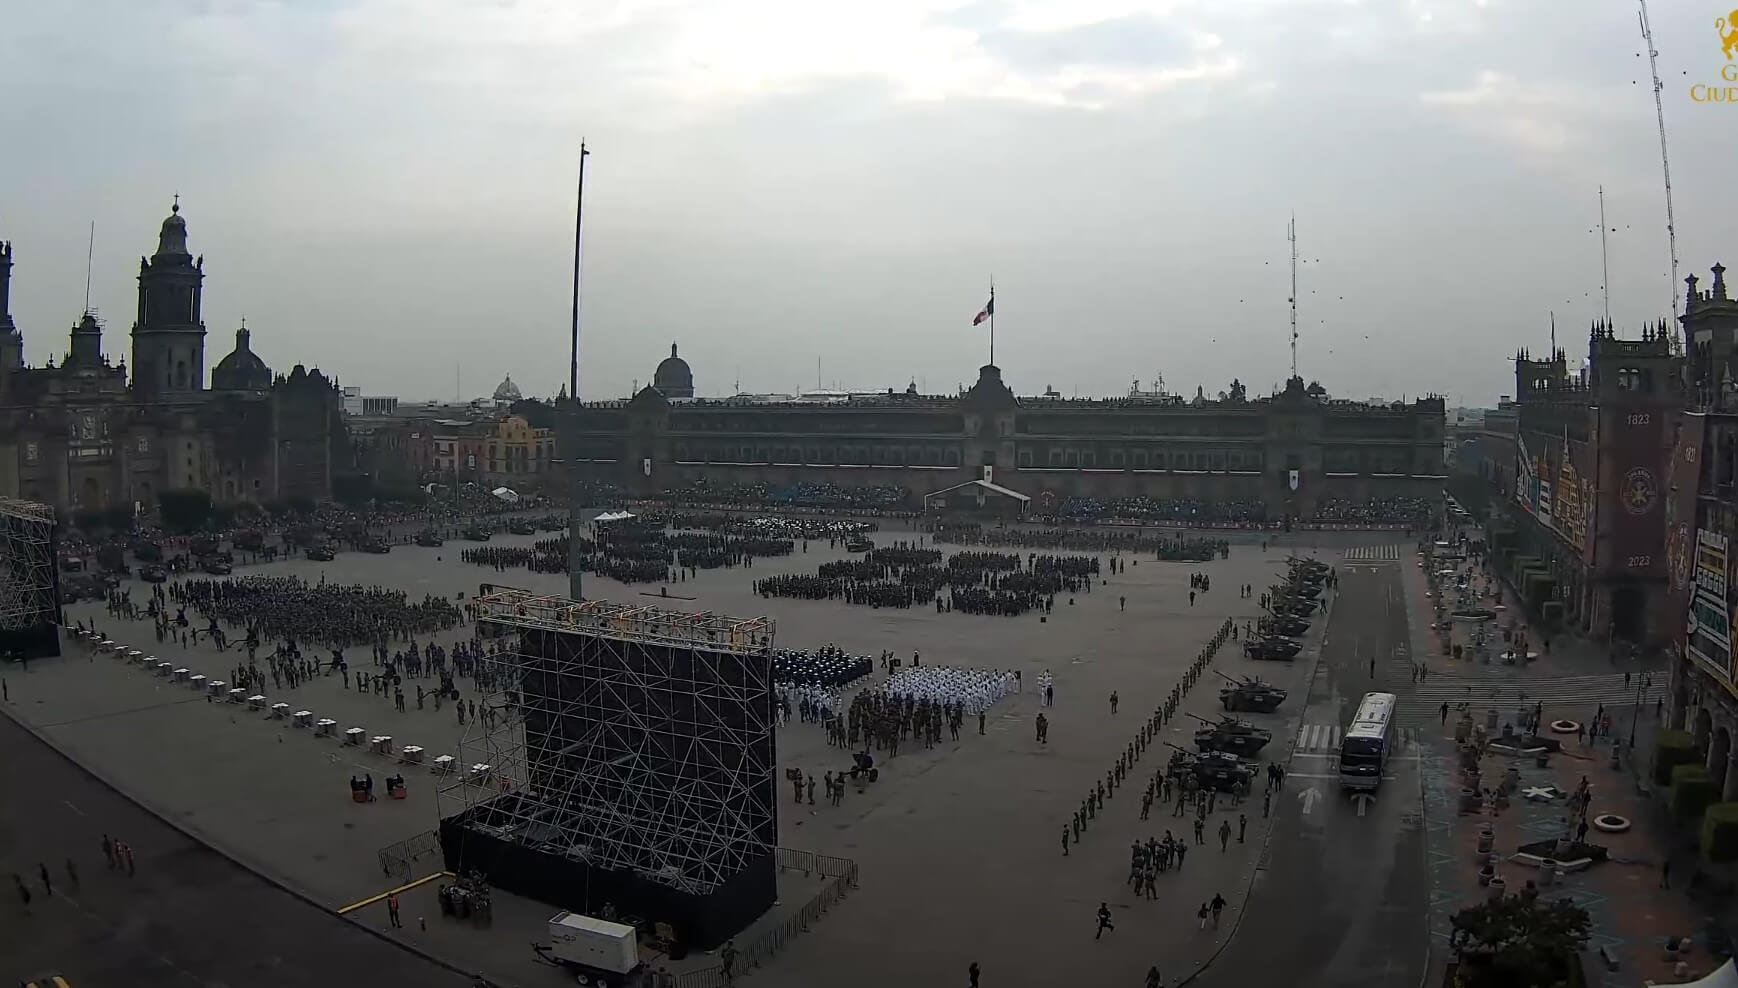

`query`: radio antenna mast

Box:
[1637,0,1681,337]
[1288,213,1299,381]
[1598,186,1612,325]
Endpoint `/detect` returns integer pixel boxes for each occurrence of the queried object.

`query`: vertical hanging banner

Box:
[642,458,652,477]
[1287,469,1300,491]
[983,465,994,484]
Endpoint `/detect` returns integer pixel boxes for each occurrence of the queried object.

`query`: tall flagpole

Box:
[988,279,996,367]
[567,141,590,601]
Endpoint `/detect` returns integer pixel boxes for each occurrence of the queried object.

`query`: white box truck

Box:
[545,912,641,986]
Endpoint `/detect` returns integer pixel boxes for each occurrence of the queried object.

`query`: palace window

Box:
[1019,450,1033,469]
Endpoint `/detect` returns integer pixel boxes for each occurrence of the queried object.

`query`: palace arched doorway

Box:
[1610,585,1647,641]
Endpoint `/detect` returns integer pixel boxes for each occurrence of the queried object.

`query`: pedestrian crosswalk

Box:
[1396,672,1665,726]
[1294,722,1419,753]
[1341,544,1403,561]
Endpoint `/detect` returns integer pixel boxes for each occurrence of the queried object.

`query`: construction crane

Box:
[1637,0,1681,339]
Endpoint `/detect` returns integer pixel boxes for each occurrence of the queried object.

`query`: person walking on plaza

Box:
[1197,901,1209,930]
[968,961,981,987]
[102,834,116,870]
[1096,902,1115,939]
[387,893,402,928]
[1110,691,1119,715]
[37,862,51,896]
[1210,892,1226,927]
[1218,819,1231,851]
[720,939,738,985]
[1146,966,1163,988]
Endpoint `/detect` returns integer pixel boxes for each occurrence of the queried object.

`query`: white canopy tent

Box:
[593,510,637,523]
[491,487,520,504]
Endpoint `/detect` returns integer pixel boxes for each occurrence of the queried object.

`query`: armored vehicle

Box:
[1217,672,1288,714]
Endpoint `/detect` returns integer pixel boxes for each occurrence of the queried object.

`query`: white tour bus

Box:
[1338,692,1396,792]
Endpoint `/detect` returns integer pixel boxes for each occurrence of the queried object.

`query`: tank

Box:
[1217,672,1288,714]
[1164,742,1256,791]
[1188,712,1273,756]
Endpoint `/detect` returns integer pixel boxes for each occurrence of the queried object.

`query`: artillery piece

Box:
[1216,671,1288,714]
[1187,712,1273,757]
[1164,742,1256,792]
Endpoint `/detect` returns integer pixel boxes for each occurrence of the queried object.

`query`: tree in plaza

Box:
[158,489,214,533]
[332,472,375,507]
[1449,894,1589,988]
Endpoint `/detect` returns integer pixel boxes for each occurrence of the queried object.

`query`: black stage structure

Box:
[439,588,778,950]
[0,498,61,660]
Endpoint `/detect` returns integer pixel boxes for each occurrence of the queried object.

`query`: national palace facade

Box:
[569,351,1447,518]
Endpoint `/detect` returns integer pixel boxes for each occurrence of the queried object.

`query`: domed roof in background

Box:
[154,198,192,260]
[493,374,522,402]
[653,343,694,399]
[212,322,272,391]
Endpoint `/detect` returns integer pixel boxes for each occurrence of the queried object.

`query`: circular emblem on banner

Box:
[1621,467,1659,516]
[1667,521,1692,592]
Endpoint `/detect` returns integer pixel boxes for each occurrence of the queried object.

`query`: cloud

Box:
[0,0,1731,408]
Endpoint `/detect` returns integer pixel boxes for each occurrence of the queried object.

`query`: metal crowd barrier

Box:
[675,851,860,988]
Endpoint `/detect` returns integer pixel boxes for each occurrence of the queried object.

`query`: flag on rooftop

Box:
[972,297,994,326]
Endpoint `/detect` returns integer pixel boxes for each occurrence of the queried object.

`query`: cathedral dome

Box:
[212,323,272,391]
[155,199,191,259]
[653,343,694,399]
[493,374,523,403]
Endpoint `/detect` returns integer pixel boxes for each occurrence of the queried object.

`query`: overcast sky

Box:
[1,0,1732,407]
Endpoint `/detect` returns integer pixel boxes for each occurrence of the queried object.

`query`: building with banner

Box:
[1501,315,1682,640]
[568,358,1446,521]
[1667,264,1738,799]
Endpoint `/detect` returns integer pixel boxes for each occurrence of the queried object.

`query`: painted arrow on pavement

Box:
[1353,793,1375,817]
[1298,785,1321,816]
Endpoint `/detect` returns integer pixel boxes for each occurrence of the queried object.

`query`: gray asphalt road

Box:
[0,704,470,988]
[1191,563,1429,988]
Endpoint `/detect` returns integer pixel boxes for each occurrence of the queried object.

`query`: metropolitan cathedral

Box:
[0,202,345,512]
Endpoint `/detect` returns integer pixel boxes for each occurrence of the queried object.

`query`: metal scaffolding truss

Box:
[443,589,778,895]
[472,589,775,655]
[0,498,58,630]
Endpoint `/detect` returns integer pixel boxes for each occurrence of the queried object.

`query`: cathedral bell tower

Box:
[130,199,207,397]
[0,239,23,371]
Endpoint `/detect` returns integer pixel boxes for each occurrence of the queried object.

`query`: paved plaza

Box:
[6,530,1368,985]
